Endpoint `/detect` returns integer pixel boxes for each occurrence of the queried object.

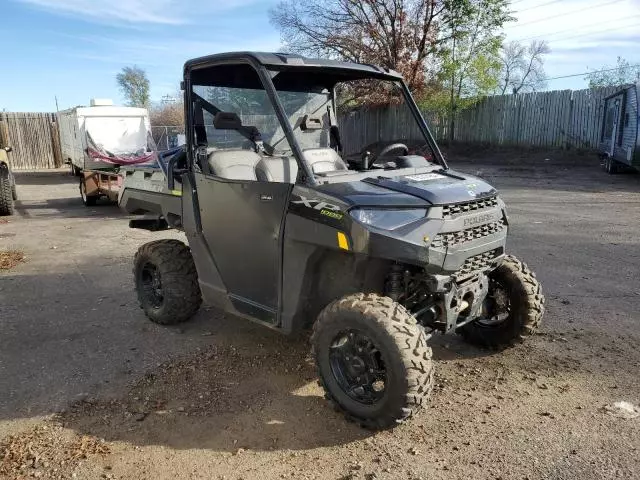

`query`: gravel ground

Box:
[0,149,639,480]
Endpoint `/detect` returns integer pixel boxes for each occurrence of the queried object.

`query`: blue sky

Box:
[1,0,639,112]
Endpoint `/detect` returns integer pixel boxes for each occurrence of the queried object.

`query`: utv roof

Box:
[184,51,403,79]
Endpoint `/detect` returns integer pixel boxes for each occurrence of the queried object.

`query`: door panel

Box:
[602,96,622,155]
[194,173,292,322]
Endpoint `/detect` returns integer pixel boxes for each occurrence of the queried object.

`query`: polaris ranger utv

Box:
[120,52,544,429]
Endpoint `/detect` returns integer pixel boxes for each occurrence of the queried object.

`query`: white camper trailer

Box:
[57,99,152,174]
[598,83,640,174]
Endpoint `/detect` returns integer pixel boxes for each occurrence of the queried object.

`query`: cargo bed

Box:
[118,147,184,229]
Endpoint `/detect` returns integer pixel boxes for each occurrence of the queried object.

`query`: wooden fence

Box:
[0,86,623,170]
[0,112,62,170]
[338,86,621,154]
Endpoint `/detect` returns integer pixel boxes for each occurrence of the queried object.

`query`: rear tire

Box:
[605,156,618,174]
[459,255,544,349]
[312,293,434,430]
[0,167,14,216]
[133,239,202,325]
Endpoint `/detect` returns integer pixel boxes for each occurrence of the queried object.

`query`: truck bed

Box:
[118,147,184,228]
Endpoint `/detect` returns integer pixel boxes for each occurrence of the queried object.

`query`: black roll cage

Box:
[182,53,448,186]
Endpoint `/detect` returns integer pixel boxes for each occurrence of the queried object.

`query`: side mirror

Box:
[3,146,12,153]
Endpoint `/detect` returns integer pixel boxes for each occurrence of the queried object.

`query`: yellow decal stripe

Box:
[337,232,349,250]
[170,189,182,196]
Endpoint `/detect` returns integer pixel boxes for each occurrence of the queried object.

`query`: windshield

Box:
[273,76,435,165]
[335,80,435,162]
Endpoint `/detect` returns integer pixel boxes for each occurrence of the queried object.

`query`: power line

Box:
[545,64,640,82]
[507,0,624,27]
[513,0,565,14]
[544,22,640,43]
[512,13,640,42]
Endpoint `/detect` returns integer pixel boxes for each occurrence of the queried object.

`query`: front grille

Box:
[454,249,501,281]
[442,196,498,219]
[432,220,506,249]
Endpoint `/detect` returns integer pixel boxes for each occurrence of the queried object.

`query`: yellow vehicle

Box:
[0,146,17,216]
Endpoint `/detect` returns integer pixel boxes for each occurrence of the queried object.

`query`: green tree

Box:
[586,57,640,88]
[439,0,511,142]
[116,66,150,108]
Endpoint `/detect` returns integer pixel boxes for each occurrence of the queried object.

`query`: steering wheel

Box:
[363,143,409,169]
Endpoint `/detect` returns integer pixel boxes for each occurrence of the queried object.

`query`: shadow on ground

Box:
[58,335,376,452]
[12,171,79,186]
[12,197,123,219]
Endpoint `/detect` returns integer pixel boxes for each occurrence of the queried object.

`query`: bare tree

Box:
[586,56,640,88]
[149,102,183,127]
[498,40,550,94]
[269,0,447,100]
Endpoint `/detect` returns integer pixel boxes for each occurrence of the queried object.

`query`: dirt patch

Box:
[53,333,640,480]
[0,423,110,480]
[0,250,24,270]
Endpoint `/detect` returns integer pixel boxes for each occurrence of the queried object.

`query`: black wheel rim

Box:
[140,262,164,308]
[329,329,387,405]
[476,279,511,327]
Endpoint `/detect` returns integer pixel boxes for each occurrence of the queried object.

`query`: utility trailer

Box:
[58,99,165,206]
[57,99,153,176]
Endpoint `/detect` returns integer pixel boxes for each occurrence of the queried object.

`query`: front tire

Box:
[0,166,14,216]
[312,293,434,430]
[134,240,202,325]
[460,255,544,349]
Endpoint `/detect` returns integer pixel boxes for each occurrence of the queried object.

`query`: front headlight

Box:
[349,208,427,230]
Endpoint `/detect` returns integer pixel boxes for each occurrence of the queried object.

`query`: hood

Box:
[317,169,497,207]
[363,169,497,205]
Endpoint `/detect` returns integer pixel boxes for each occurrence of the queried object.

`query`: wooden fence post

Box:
[50,120,63,168]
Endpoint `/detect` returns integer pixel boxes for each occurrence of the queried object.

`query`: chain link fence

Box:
[151,126,185,151]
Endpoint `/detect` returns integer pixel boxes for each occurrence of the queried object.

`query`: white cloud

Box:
[50,32,282,65]
[13,0,258,26]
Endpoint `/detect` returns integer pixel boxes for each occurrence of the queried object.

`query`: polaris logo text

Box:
[292,195,340,211]
[463,213,494,227]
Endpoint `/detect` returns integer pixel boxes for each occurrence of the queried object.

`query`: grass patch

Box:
[0,250,25,270]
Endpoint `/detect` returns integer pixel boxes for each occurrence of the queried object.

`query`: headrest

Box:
[213,112,242,130]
